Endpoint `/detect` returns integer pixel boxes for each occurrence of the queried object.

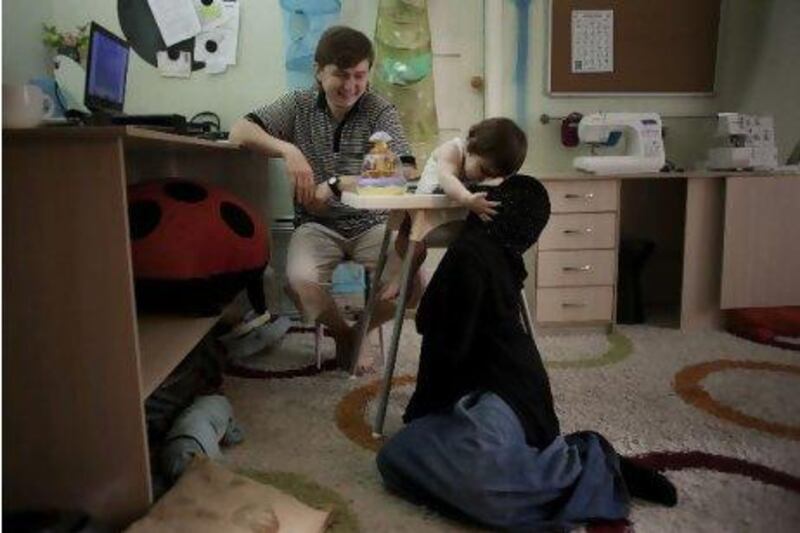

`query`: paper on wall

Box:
[157,50,192,78]
[195,0,240,70]
[220,0,240,65]
[194,28,236,68]
[147,0,202,47]
[571,10,613,74]
[193,0,228,31]
[205,59,229,74]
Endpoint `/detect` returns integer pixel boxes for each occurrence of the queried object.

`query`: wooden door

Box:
[429,0,485,142]
[420,0,485,276]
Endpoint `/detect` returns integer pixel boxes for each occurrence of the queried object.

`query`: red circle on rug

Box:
[224,325,340,379]
[336,375,416,452]
[674,359,800,441]
[587,450,800,533]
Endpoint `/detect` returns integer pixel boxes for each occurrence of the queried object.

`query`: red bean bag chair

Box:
[725,307,800,351]
[128,179,269,316]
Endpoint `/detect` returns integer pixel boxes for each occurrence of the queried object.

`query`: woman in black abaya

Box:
[377,174,677,531]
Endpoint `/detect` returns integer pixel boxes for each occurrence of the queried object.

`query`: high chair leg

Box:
[314,323,324,369]
[377,324,386,368]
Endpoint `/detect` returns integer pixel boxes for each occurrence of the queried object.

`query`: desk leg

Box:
[372,240,417,437]
[350,224,393,375]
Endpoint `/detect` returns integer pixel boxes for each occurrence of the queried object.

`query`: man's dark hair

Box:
[315,26,375,70]
[466,117,528,177]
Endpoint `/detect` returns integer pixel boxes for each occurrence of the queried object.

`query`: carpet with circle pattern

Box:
[220,321,799,532]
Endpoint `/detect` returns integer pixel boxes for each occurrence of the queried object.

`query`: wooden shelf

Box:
[4,125,272,528]
[137,313,221,397]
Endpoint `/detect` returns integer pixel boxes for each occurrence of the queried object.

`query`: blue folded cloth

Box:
[377,392,630,531]
[161,394,243,482]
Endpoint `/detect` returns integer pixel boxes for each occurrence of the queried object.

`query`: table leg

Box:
[520,289,535,338]
[350,224,393,376]
[372,239,418,437]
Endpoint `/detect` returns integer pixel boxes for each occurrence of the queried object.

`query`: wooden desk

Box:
[533,172,800,330]
[2,127,270,527]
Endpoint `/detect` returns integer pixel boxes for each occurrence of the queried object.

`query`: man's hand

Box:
[283,146,315,206]
[464,192,500,222]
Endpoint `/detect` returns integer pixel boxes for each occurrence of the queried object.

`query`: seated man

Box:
[230,26,415,371]
[377,174,677,531]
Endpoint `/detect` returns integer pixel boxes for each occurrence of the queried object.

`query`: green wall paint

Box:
[716,0,800,162]
[2,0,53,84]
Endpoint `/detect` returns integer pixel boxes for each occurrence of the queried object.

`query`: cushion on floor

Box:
[725,307,800,351]
[125,456,330,533]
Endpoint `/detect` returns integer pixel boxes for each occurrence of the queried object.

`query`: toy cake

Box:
[357,131,408,195]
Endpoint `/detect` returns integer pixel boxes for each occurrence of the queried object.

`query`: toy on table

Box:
[357,131,408,195]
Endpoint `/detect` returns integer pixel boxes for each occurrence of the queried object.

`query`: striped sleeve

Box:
[245,90,298,142]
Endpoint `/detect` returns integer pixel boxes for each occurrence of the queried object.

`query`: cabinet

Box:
[535,179,619,326]
[721,176,800,308]
[3,127,270,528]
[532,172,800,330]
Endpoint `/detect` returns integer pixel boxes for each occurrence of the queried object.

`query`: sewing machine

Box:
[707,113,778,170]
[573,112,666,174]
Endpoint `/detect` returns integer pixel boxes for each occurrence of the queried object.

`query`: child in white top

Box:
[381,117,528,300]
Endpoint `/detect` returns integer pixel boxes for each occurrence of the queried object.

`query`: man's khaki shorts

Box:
[286,222,398,287]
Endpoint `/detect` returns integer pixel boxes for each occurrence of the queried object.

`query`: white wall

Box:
[2,0,53,84]
[716,0,800,162]
[492,0,799,173]
[49,0,287,130]
[4,1,797,197]
[494,0,719,174]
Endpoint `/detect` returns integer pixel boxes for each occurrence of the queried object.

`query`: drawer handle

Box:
[563,264,592,272]
[563,228,593,235]
[564,193,595,200]
[561,302,587,308]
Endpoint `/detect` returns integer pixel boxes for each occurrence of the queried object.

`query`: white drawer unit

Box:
[537,250,616,287]
[536,286,615,323]
[535,178,620,327]
[538,212,617,250]
[545,180,619,213]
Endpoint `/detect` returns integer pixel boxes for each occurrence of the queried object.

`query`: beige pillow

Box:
[126,457,330,533]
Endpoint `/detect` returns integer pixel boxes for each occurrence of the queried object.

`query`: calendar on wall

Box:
[549,0,721,94]
[571,10,613,73]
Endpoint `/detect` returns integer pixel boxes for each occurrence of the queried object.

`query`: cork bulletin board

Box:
[548,0,721,94]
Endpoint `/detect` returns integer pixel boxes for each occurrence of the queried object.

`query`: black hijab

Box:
[465,174,551,282]
[470,174,550,252]
[408,174,560,448]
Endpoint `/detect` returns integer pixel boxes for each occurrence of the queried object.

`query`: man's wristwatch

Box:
[327,176,342,199]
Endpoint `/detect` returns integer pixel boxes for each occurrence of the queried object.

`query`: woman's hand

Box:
[464,192,500,222]
[283,146,315,206]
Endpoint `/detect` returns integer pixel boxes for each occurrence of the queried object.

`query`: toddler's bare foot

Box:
[380,278,401,301]
[333,327,377,375]
[351,351,377,377]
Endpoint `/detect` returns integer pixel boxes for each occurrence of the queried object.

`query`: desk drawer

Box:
[539,213,616,250]
[536,286,614,323]
[545,180,618,213]
[537,250,616,287]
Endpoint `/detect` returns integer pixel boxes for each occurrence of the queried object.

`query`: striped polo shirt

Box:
[246,88,411,238]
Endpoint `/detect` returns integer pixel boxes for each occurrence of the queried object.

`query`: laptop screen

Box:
[84,22,130,115]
